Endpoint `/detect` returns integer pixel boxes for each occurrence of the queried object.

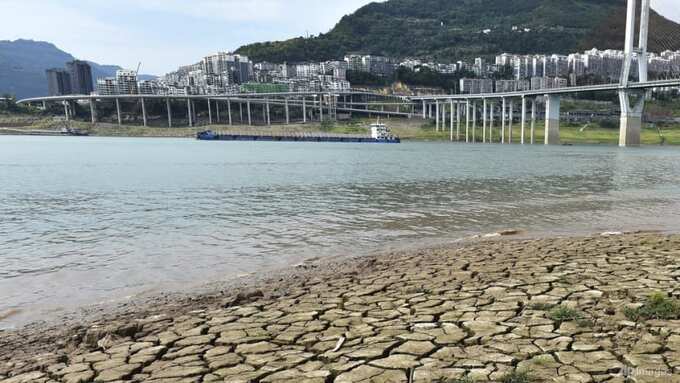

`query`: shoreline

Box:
[2,231,679,382]
[2,115,680,144]
[0,227,664,331]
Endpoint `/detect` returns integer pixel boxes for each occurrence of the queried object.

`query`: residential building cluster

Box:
[399,57,496,77]
[131,52,363,95]
[46,60,93,96]
[459,77,568,94]
[417,49,680,94]
[45,47,680,98]
[497,49,680,84]
[155,52,254,95]
[252,60,350,93]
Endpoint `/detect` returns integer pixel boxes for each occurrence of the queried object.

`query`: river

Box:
[1,136,680,328]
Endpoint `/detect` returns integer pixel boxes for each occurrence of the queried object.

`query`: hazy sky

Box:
[1,0,679,75]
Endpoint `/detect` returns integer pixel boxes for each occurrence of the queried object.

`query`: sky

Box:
[1,0,679,76]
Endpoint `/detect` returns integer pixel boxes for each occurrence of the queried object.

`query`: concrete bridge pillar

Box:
[187,99,193,127]
[508,100,514,144]
[456,101,461,141]
[90,99,97,124]
[303,98,307,123]
[266,100,271,126]
[192,101,197,125]
[247,100,252,126]
[501,98,506,144]
[227,99,232,125]
[319,96,324,122]
[442,102,446,130]
[216,100,220,123]
[618,90,644,147]
[328,94,333,121]
[422,100,426,119]
[167,98,172,128]
[482,99,488,143]
[544,95,561,145]
[116,98,122,126]
[489,101,495,143]
[285,98,290,124]
[449,100,454,141]
[520,97,527,144]
[465,100,470,143]
[208,98,213,125]
[435,101,440,132]
[472,101,477,143]
[531,98,536,144]
[63,101,69,121]
[141,97,147,127]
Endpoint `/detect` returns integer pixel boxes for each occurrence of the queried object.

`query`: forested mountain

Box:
[236,0,680,63]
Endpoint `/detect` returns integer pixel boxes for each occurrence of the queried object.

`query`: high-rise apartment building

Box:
[46,68,72,96]
[66,60,93,95]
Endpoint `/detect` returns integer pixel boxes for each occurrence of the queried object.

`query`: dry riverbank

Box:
[1,233,680,382]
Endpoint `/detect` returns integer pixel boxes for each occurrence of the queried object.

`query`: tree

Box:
[1,94,20,113]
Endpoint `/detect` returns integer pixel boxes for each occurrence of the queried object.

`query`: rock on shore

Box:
[1,234,680,382]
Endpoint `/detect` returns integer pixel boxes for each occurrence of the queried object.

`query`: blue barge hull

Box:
[197,131,400,143]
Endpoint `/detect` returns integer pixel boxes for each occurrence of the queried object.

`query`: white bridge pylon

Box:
[619,0,650,147]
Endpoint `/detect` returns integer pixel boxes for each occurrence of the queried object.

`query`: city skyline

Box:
[1,0,679,76]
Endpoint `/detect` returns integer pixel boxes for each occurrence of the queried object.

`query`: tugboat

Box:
[196,130,218,140]
[369,121,400,143]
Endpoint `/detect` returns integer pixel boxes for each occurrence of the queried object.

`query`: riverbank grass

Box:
[500,370,533,383]
[624,292,680,321]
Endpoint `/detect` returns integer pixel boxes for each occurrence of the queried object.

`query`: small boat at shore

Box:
[0,127,89,137]
[61,127,89,136]
[196,121,400,144]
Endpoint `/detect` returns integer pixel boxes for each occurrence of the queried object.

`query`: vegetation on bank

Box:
[0,95,35,115]
[500,370,533,383]
[624,293,680,322]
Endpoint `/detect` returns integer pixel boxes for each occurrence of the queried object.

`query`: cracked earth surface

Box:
[1,234,680,382]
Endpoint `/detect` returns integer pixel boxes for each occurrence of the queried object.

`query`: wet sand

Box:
[1,233,679,382]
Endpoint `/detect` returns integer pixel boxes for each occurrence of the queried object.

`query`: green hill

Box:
[236,0,680,63]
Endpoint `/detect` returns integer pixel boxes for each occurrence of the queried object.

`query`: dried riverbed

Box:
[1,233,680,382]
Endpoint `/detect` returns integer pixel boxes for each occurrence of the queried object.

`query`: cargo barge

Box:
[197,122,400,144]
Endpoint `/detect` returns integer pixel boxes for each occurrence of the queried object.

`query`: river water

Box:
[1,136,680,328]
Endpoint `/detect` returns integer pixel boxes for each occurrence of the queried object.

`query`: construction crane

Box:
[135,62,142,76]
